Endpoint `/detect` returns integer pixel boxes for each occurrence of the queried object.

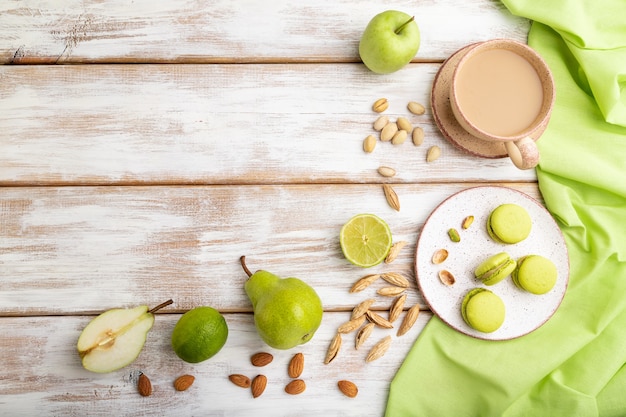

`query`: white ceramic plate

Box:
[415,186,569,340]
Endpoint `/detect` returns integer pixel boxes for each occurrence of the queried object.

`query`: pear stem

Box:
[240,256,253,278]
[394,16,415,35]
[148,299,173,314]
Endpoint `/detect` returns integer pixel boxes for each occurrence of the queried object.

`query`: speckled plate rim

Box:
[430,44,546,159]
[415,186,570,341]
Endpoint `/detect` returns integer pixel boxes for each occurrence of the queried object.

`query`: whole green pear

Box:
[241,256,323,350]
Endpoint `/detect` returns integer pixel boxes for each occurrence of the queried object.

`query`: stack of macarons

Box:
[460,204,558,334]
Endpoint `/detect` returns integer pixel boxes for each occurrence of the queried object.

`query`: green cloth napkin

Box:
[385,1,626,416]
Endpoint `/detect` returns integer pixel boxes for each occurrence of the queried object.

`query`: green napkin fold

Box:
[385,1,626,416]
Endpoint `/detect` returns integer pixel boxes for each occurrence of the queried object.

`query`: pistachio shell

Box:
[431,249,449,264]
[438,270,456,286]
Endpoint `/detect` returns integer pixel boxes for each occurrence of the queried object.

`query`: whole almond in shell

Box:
[173,374,195,391]
[338,380,358,398]
[288,352,304,378]
[251,352,273,367]
[251,374,267,398]
[285,379,306,395]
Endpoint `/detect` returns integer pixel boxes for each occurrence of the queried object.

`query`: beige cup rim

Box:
[450,39,556,142]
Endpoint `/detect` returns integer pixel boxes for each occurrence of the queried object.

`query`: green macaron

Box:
[474,252,517,286]
[512,255,558,294]
[486,203,532,244]
[461,288,505,333]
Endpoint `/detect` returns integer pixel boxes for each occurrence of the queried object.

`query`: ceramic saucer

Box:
[430,44,544,158]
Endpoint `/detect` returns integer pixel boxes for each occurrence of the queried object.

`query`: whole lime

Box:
[171,306,228,363]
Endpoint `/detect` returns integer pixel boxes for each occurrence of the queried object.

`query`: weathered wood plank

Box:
[0,311,431,416]
[0,183,540,315]
[0,0,529,64]
[0,64,536,185]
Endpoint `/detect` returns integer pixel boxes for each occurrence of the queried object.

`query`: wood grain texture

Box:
[1,0,529,64]
[0,182,540,315]
[0,311,431,416]
[0,63,536,185]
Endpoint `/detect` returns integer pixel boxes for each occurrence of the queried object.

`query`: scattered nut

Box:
[462,215,475,229]
[324,333,342,364]
[438,270,456,286]
[355,322,375,350]
[412,126,425,146]
[363,135,377,153]
[288,352,304,378]
[338,380,359,398]
[432,248,449,264]
[372,98,389,113]
[366,310,394,329]
[391,129,408,145]
[137,373,152,397]
[251,374,267,398]
[351,298,376,320]
[377,286,406,297]
[251,352,274,367]
[385,241,407,264]
[388,294,407,323]
[229,374,252,388]
[350,274,380,293]
[174,374,195,391]
[377,166,396,177]
[426,145,441,162]
[285,379,306,395]
[396,117,413,133]
[407,101,426,115]
[380,122,398,142]
[383,184,400,211]
[337,314,367,334]
[366,335,392,362]
[398,304,421,336]
[448,228,461,242]
[380,272,410,288]
[373,115,389,131]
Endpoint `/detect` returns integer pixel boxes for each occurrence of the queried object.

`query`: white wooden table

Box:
[0,1,534,415]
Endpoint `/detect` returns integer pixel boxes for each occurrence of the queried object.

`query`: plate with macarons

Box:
[415,186,569,340]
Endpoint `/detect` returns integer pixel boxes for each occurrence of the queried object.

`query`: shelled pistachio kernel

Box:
[391,129,408,145]
[372,98,389,113]
[462,215,475,229]
[412,127,424,146]
[396,117,413,133]
[448,228,460,242]
[363,135,377,153]
[373,115,389,131]
[407,101,426,115]
[426,145,441,162]
[380,122,398,142]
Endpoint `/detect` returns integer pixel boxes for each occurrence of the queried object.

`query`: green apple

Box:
[359,10,420,74]
[77,300,173,373]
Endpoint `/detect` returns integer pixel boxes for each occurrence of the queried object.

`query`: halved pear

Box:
[77,300,172,373]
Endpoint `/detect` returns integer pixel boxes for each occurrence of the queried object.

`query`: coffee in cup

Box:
[449,39,555,170]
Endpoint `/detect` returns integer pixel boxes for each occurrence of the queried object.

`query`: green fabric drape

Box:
[385,1,626,415]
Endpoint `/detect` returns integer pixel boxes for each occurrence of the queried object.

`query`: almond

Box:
[377,286,406,297]
[337,314,366,334]
[350,274,380,293]
[251,352,273,367]
[137,373,152,397]
[388,294,407,323]
[173,374,195,391]
[355,322,375,350]
[351,298,376,320]
[285,379,306,395]
[383,184,400,211]
[324,333,342,364]
[380,272,410,288]
[288,353,304,378]
[338,380,358,398]
[251,374,267,398]
[366,310,393,329]
[398,304,421,336]
[366,335,392,362]
[228,374,251,388]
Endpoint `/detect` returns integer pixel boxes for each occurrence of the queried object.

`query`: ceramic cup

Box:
[449,39,555,170]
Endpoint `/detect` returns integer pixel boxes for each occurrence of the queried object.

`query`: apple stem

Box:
[148,299,173,314]
[240,256,253,278]
[395,16,415,35]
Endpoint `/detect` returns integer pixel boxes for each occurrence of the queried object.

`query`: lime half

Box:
[340,213,393,268]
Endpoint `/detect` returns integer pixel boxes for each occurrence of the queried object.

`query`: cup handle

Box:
[504,137,540,170]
